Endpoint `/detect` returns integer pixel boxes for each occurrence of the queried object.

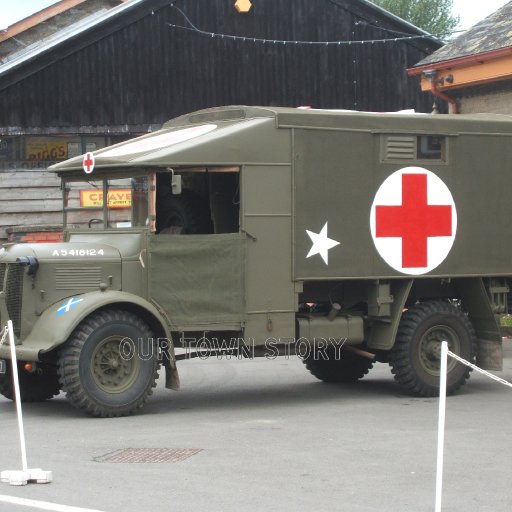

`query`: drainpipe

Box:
[423,71,458,114]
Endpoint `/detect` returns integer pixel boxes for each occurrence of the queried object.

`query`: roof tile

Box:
[414,1,512,67]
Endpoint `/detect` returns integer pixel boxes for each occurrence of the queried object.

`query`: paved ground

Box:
[1,343,512,512]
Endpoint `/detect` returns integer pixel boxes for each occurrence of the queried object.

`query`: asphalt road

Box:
[1,345,512,512]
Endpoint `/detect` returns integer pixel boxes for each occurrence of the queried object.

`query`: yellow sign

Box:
[26,139,67,160]
[80,189,132,209]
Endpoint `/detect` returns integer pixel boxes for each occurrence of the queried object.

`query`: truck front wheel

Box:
[0,363,60,402]
[389,300,475,397]
[57,309,159,417]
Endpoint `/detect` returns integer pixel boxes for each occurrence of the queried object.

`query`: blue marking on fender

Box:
[56,297,84,316]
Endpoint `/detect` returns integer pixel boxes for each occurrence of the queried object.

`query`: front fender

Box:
[0,291,172,361]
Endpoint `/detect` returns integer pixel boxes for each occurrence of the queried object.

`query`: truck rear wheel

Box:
[57,309,159,417]
[0,363,60,402]
[304,348,374,383]
[389,300,475,397]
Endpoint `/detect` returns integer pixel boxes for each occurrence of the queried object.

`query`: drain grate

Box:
[94,448,203,463]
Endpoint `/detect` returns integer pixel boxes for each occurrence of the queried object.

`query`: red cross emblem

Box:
[83,152,95,174]
[370,168,457,275]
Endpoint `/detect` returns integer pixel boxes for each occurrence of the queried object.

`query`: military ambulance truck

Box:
[0,106,510,417]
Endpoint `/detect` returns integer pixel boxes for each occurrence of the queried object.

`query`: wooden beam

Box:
[0,0,88,43]
[0,188,62,201]
[408,47,512,77]
[0,212,63,234]
[418,53,512,92]
[0,171,60,187]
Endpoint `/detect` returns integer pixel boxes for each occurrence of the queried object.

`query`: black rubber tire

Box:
[304,348,374,383]
[157,189,211,234]
[0,362,60,402]
[389,300,475,397]
[57,309,159,418]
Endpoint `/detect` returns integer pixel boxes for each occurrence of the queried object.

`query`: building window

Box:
[0,134,135,171]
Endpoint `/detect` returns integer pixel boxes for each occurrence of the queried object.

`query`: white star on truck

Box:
[306,222,340,265]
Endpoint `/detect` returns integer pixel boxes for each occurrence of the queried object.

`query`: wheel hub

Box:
[425,339,442,360]
[91,336,139,393]
[419,326,459,376]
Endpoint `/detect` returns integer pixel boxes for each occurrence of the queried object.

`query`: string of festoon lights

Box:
[167,3,436,46]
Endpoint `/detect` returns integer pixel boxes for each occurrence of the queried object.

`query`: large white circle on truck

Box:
[370,167,457,275]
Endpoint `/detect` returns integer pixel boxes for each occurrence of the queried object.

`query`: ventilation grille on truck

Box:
[383,136,415,161]
[55,267,102,290]
[0,263,24,337]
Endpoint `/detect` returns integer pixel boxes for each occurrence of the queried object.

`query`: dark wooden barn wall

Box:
[0,0,438,130]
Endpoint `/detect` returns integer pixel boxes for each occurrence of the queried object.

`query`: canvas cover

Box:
[149,233,245,327]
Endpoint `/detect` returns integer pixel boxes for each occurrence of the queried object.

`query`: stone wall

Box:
[458,81,512,115]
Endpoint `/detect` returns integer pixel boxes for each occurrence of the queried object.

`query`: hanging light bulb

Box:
[235,0,252,13]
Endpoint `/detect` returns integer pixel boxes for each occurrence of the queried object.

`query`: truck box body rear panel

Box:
[291,116,512,279]
[294,128,376,279]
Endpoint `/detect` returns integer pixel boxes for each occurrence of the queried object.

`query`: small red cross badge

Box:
[370,167,457,275]
[83,152,95,174]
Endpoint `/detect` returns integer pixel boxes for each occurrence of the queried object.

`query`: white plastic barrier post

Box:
[0,321,52,486]
[435,340,448,512]
[8,320,28,473]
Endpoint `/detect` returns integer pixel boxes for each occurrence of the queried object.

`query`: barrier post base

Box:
[1,468,53,486]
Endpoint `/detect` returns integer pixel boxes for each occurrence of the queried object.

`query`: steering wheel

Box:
[88,218,104,228]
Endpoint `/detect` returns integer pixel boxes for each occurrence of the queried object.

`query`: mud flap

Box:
[455,278,503,371]
[476,339,503,371]
[164,359,180,390]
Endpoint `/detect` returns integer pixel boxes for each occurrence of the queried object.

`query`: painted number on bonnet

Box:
[52,249,105,257]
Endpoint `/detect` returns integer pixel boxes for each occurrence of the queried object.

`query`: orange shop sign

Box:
[80,189,132,209]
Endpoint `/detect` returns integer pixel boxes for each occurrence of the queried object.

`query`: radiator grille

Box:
[56,267,102,290]
[4,264,23,336]
[0,263,4,329]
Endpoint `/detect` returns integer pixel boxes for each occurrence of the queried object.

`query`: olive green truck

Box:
[1,106,511,417]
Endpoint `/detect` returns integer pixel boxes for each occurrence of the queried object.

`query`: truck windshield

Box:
[63,175,153,230]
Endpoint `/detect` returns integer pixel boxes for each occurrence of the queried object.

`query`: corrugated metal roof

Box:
[414,0,512,67]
